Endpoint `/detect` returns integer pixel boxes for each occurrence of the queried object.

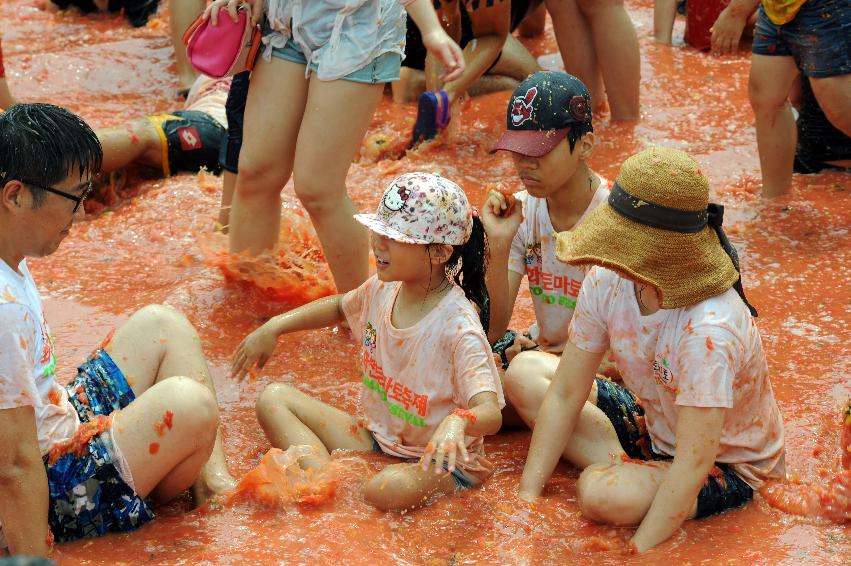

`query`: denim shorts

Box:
[371,437,474,491]
[594,378,754,519]
[146,110,225,177]
[270,38,402,84]
[47,350,155,542]
[752,0,851,77]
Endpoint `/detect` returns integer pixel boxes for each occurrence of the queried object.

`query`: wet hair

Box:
[566,122,594,153]
[444,216,490,333]
[0,103,102,207]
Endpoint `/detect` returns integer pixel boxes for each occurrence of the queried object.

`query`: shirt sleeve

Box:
[0,304,39,411]
[674,324,742,408]
[567,267,609,353]
[340,277,378,345]
[452,329,506,409]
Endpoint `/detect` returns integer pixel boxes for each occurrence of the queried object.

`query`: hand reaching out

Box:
[420,413,468,474]
[422,29,465,82]
[231,323,278,379]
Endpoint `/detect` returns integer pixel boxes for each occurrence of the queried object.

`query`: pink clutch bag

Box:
[183,7,262,78]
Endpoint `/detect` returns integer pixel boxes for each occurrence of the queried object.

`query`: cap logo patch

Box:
[568,95,589,123]
[381,183,412,216]
[511,86,538,127]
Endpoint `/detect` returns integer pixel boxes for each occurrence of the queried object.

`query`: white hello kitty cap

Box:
[354,172,473,246]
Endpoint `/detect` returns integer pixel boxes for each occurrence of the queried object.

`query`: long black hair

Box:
[0,103,102,207]
[445,215,490,333]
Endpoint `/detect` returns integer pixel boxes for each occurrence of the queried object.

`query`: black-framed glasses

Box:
[20,179,94,214]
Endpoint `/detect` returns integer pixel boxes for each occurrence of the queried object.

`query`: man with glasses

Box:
[0,103,235,557]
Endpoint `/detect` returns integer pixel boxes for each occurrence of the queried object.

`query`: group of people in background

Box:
[0,0,847,561]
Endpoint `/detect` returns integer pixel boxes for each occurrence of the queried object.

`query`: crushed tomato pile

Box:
[0,0,848,563]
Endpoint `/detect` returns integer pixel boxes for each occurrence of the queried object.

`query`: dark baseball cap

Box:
[490,71,593,157]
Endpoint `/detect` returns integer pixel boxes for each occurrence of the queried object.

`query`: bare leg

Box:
[488,35,542,80]
[748,54,800,198]
[577,0,641,119]
[810,74,851,137]
[363,462,458,511]
[654,0,677,44]
[105,304,236,504]
[218,170,236,233]
[0,77,14,109]
[255,383,373,470]
[504,351,625,468]
[576,459,699,525]
[391,67,427,103]
[291,76,384,292]
[517,2,547,38]
[97,119,163,173]
[545,0,604,110]
[170,0,205,90]
[110,377,219,502]
[228,57,308,255]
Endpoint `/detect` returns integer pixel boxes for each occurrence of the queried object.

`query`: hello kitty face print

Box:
[354,173,473,246]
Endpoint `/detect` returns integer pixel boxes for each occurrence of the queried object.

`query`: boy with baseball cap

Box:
[481,71,612,420]
[518,147,785,552]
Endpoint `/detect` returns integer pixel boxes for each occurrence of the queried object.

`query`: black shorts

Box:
[146,110,225,177]
[795,77,851,173]
[752,0,851,78]
[50,0,160,27]
[594,378,754,519]
[218,70,251,174]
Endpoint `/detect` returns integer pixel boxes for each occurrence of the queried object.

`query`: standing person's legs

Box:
[169,0,205,90]
[544,0,604,110]
[218,71,251,232]
[228,58,309,255]
[104,304,236,502]
[291,76,385,292]
[576,0,641,120]
[748,54,799,198]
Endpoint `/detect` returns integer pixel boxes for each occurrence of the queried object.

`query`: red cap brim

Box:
[489,128,571,157]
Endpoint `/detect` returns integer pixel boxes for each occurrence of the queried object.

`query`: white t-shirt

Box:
[568,267,786,488]
[508,183,610,353]
[342,276,504,483]
[0,259,79,455]
[185,75,231,129]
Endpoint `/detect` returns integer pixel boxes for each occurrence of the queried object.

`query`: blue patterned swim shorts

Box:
[46,350,155,542]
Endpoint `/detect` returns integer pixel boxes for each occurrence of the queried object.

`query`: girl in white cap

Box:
[233,172,504,510]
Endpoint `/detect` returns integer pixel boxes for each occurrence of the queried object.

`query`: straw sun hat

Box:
[556,147,757,312]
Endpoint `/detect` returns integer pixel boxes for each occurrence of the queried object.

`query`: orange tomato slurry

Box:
[6,0,849,564]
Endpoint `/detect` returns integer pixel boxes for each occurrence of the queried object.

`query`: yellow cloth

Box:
[762,0,808,25]
[145,114,181,177]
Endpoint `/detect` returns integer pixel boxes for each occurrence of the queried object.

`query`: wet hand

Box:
[503,334,538,365]
[231,324,278,380]
[710,8,747,56]
[422,30,465,82]
[420,414,468,474]
[481,188,523,245]
[204,0,264,27]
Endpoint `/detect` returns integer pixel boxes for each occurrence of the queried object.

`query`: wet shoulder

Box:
[680,288,754,336]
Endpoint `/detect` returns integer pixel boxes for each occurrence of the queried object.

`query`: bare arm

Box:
[231,295,345,378]
[710,0,760,55]
[480,189,524,344]
[518,341,602,500]
[630,405,725,552]
[426,0,510,100]
[0,406,50,557]
[405,0,466,82]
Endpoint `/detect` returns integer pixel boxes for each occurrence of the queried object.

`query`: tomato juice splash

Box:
[2,0,849,563]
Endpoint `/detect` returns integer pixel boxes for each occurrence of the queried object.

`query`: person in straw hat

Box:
[517,147,785,552]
